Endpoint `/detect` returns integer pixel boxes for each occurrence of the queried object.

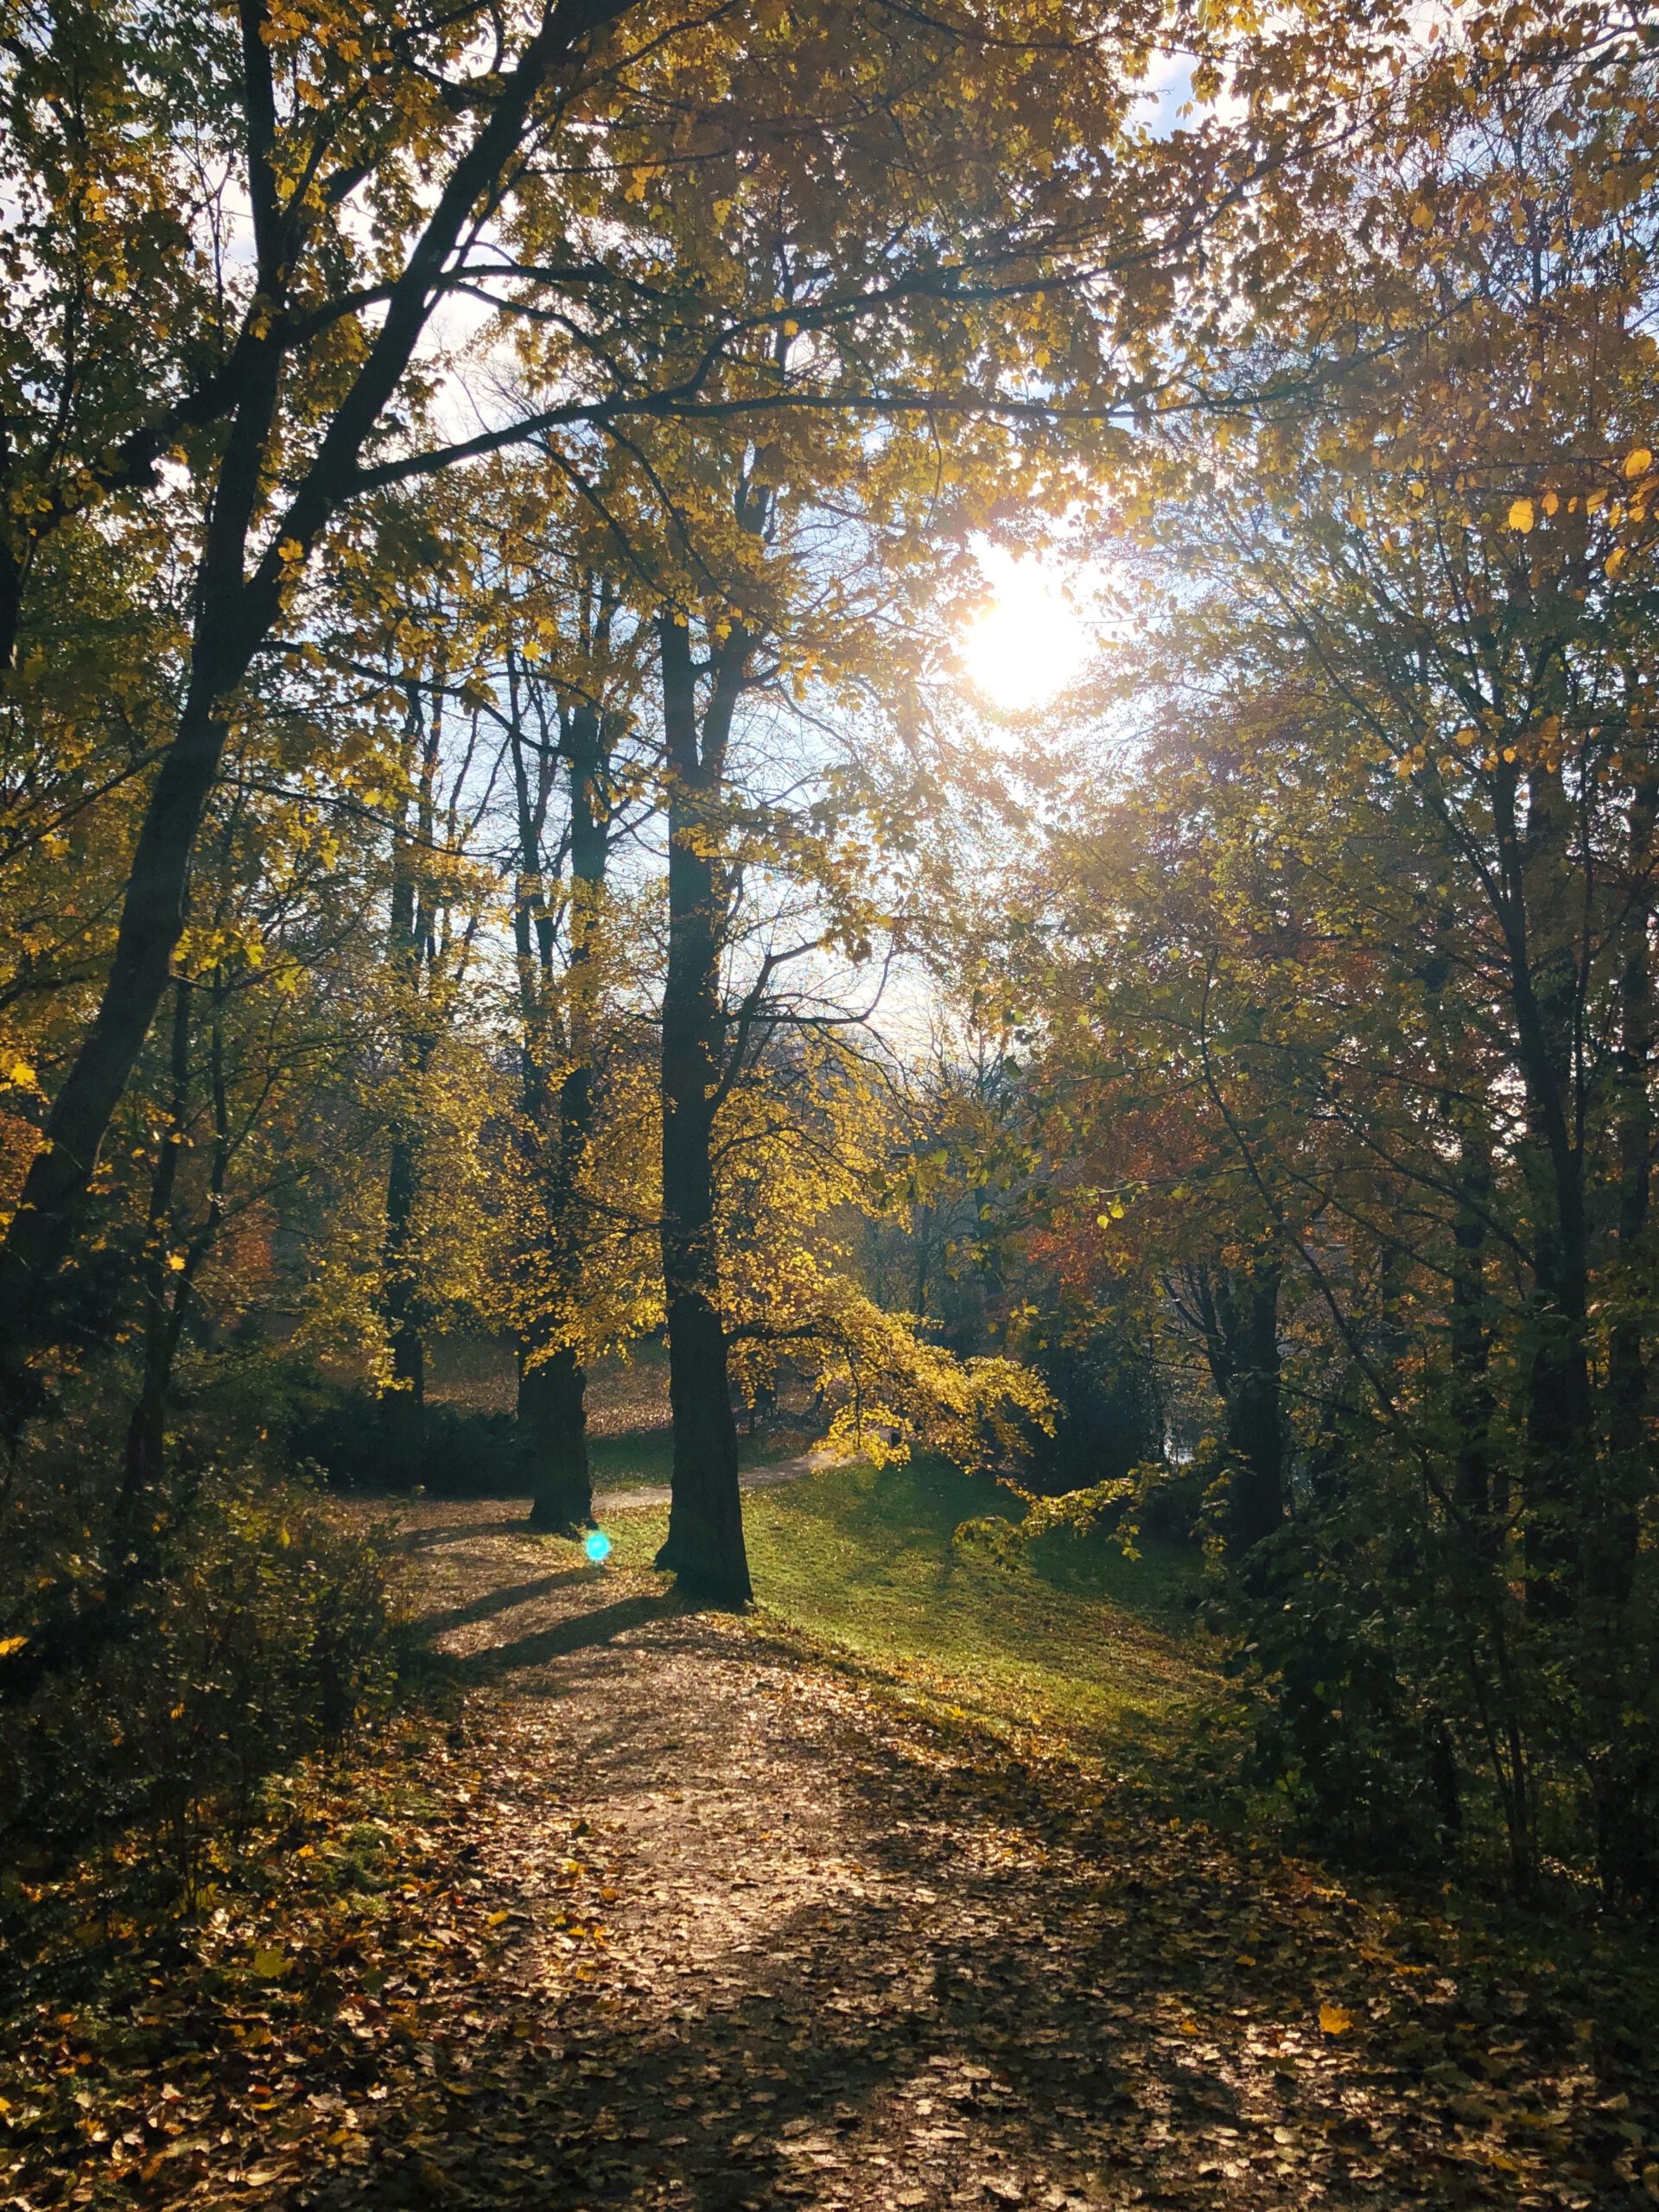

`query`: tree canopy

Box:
[4,0,1659,1930]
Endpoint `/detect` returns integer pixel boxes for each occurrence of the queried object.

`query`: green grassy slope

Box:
[601,1456,1224,1767]
[589,1424,815,1491]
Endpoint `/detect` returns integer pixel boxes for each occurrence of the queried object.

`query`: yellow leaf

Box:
[1542,490,1560,517]
[252,1948,289,1978]
[0,1635,29,1658]
[1410,201,1433,229]
[1319,2004,1355,2036]
[167,1253,187,1272]
[1607,545,1629,578]
[1626,448,1653,480]
[1508,498,1535,534]
[7,1061,35,1085]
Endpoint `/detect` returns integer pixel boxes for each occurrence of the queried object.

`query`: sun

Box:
[957,551,1095,712]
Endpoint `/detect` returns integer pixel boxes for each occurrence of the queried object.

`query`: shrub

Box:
[290,1386,531,1497]
[0,1460,397,1897]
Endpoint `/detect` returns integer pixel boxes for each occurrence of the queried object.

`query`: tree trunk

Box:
[1601,772,1656,1603]
[1590,773,1657,1897]
[0,1,627,1433]
[1492,757,1593,1610]
[524,686,608,1529]
[652,616,751,1605]
[120,977,195,1534]
[1449,1122,1497,1542]
[1220,1263,1286,1554]
[0,643,252,1432]
[381,1125,426,1485]
[378,694,441,1488]
[521,1342,592,1531]
[506,631,621,1535]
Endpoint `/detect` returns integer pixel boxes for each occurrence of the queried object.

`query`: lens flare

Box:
[584,1529,612,1563]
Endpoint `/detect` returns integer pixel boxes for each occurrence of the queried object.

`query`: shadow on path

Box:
[416,1570,605,1637]
[448,1592,693,1682]
[291,1495,1621,2212]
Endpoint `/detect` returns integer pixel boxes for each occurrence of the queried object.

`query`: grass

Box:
[425,1332,817,1493]
[589,1423,815,1492]
[601,1454,1230,1770]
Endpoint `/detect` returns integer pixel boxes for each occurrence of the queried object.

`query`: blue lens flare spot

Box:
[584,1529,612,1563]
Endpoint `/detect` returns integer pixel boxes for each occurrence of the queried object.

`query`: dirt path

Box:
[300,1496,1620,2212]
[592,1447,827,1516]
[3,1498,1639,2212]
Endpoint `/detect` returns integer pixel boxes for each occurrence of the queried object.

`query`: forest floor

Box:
[4,1474,1656,2212]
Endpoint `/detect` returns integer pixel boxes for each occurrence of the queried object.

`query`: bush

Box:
[1027,1324,1163,1498]
[1222,1519,1466,1872]
[290,1386,531,1496]
[0,1462,397,1896]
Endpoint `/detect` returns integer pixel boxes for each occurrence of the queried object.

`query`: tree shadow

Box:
[447,1592,695,1682]
[312,1756,1292,2212]
[389,1512,533,1554]
[415,1569,605,1637]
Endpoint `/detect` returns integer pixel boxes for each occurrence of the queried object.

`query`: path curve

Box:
[321,1495,1595,2212]
[592,1444,832,1517]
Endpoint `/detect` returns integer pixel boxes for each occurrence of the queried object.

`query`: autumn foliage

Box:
[2,0,1658,1961]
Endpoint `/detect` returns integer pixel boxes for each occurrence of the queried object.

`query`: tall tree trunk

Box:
[1602,772,1656,1601]
[508,629,618,1534]
[378,687,442,1486]
[652,616,752,1604]
[1589,772,1657,1896]
[0,0,626,1434]
[1187,1255,1286,1554]
[1217,1262,1286,1554]
[1449,1121,1497,1541]
[0,0,303,1430]
[0,575,268,1433]
[1492,757,1592,1610]
[121,977,196,1533]
[525,689,607,1530]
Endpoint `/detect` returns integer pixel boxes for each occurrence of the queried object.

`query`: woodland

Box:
[3,0,1659,2206]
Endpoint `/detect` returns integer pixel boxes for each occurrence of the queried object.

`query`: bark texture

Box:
[652,616,752,1605]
